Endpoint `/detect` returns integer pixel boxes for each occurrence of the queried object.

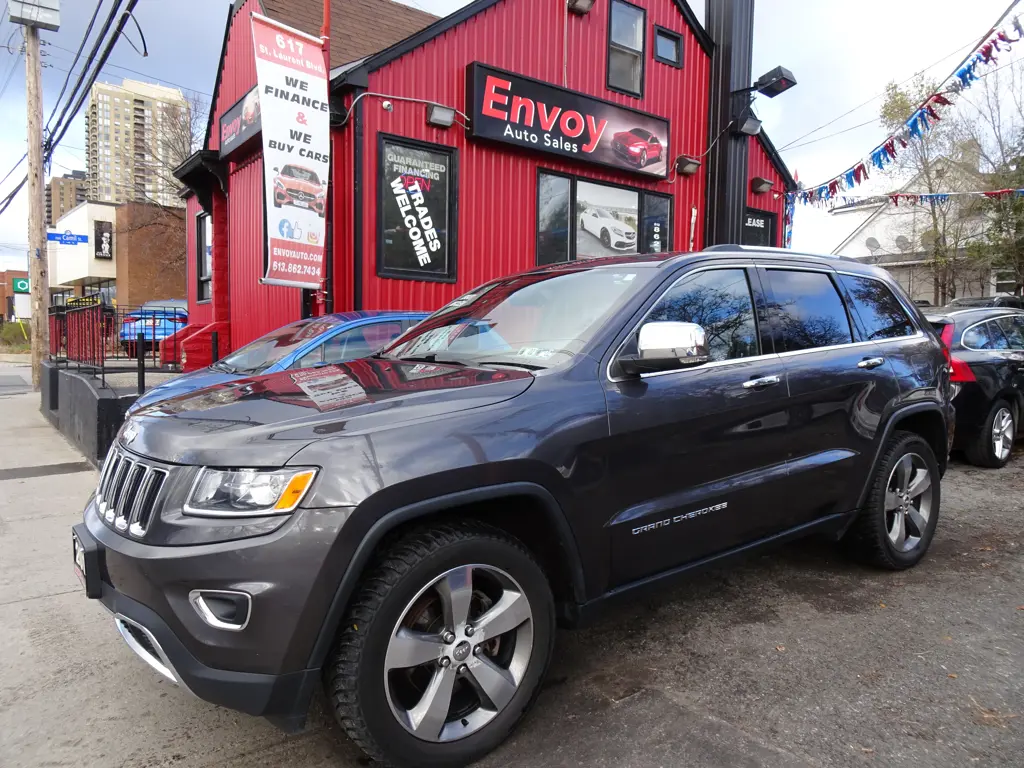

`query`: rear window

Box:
[962,320,1011,350]
[839,275,916,340]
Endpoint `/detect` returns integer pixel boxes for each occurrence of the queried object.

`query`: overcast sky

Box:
[0,0,1020,271]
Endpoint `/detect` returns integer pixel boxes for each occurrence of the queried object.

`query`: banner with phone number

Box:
[251,13,330,289]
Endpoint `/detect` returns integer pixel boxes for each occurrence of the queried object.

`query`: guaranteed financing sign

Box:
[467,63,670,179]
[251,14,330,289]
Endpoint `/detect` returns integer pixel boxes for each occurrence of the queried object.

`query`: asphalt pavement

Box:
[0,361,1021,767]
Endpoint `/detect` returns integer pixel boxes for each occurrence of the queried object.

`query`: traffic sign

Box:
[12,277,29,293]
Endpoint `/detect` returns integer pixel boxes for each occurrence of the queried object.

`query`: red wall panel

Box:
[184,195,213,325]
[355,0,712,312]
[746,135,786,248]
[227,153,301,347]
[206,0,260,154]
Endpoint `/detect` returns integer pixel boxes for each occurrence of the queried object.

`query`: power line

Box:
[0,48,22,100]
[43,53,211,97]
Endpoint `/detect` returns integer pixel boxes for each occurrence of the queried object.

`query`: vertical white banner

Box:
[251,13,330,289]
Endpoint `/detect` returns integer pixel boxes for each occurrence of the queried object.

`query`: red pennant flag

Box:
[889,194,900,207]
[926,105,940,122]
[884,139,897,158]
[931,94,953,107]
[983,189,1013,199]
[829,180,840,197]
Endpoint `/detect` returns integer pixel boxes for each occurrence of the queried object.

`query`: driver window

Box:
[645,268,759,362]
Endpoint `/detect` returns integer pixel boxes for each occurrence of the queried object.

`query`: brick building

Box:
[114,203,187,307]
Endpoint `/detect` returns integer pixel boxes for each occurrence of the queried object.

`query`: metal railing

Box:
[48,302,187,390]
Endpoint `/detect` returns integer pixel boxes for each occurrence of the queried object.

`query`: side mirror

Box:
[619,321,709,376]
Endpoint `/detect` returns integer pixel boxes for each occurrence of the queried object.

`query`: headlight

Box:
[274,179,285,189]
[184,467,317,517]
[612,227,624,236]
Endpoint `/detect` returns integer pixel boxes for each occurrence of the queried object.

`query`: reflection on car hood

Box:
[129,368,244,413]
[122,358,534,466]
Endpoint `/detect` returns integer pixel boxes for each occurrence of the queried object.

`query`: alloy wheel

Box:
[992,407,1014,462]
[383,564,534,743]
[639,150,647,166]
[884,453,934,552]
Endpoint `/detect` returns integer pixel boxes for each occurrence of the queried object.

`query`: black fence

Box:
[48,302,186,390]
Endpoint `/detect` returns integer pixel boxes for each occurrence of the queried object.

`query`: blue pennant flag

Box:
[845,169,857,188]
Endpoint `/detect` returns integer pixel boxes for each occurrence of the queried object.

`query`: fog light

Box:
[189,589,252,631]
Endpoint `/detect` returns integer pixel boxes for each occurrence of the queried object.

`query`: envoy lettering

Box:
[481,75,607,155]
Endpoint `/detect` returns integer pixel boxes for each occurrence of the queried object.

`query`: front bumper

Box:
[73,497,351,729]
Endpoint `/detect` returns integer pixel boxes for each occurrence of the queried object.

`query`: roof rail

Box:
[700,244,859,262]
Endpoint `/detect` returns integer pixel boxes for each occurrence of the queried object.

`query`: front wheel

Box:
[844,431,941,570]
[965,399,1016,468]
[600,229,611,248]
[325,522,555,768]
[639,149,647,166]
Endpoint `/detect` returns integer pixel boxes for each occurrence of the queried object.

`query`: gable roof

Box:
[755,131,797,192]
[331,0,713,88]
[262,0,438,67]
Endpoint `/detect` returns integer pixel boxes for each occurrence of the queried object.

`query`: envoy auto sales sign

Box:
[251,14,330,289]
[467,63,670,179]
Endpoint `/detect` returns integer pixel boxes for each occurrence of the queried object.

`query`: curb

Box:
[0,353,31,363]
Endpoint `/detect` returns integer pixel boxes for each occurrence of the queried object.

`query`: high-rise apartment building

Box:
[44,170,87,227]
[85,80,190,208]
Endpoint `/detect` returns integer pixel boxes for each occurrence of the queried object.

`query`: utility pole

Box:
[24,23,49,390]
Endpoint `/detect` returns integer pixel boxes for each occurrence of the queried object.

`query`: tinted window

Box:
[220,317,343,373]
[647,268,759,362]
[768,270,853,352]
[962,320,1011,350]
[997,316,1024,349]
[536,172,570,266]
[839,275,916,340]
[298,322,406,368]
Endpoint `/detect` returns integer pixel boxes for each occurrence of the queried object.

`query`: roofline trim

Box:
[755,130,797,192]
[204,0,264,152]
[332,0,713,90]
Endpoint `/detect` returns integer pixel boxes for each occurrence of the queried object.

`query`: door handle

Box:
[857,357,885,369]
[742,374,781,390]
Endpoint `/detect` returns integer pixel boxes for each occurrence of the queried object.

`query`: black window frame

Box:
[533,168,673,265]
[652,25,683,69]
[195,211,212,304]
[607,0,647,98]
[376,134,459,284]
[741,207,778,248]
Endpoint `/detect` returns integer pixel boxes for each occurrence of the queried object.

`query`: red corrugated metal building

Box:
[175,0,796,367]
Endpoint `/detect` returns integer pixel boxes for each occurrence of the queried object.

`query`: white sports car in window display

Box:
[578,208,637,251]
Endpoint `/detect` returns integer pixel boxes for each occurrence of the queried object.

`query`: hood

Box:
[121,358,534,466]
[278,175,322,194]
[613,132,645,146]
[129,368,243,413]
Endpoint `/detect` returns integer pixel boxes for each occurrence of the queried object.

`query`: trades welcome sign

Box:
[251,13,330,289]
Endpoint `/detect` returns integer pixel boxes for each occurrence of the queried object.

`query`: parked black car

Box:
[926,307,1023,467]
[72,248,953,768]
[947,295,1024,310]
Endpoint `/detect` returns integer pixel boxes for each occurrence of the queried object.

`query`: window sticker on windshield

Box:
[516,347,556,359]
[291,368,369,411]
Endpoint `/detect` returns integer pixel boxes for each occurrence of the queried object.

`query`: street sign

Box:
[12,277,29,293]
[47,230,88,245]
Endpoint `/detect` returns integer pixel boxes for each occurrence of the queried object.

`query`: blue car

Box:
[129,311,426,413]
[120,300,189,357]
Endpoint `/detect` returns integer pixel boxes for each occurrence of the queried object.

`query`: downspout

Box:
[319,0,334,314]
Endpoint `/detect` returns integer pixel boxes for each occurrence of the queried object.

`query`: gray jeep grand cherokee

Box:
[72,248,954,767]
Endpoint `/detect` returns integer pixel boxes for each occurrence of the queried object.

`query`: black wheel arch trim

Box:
[306,482,586,669]
[855,402,949,512]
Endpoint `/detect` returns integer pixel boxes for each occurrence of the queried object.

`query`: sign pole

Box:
[24,23,50,389]
[319,0,331,315]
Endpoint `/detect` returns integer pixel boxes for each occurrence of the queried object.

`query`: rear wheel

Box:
[965,399,1016,468]
[844,431,941,570]
[325,522,554,768]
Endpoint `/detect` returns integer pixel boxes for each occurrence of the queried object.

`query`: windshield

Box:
[380,267,651,369]
[216,317,342,374]
[282,165,319,184]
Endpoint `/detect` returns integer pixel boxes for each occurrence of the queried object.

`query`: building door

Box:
[742,208,777,248]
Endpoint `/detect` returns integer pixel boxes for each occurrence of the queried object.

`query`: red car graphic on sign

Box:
[611,127,664,168]
[273,164,326,218]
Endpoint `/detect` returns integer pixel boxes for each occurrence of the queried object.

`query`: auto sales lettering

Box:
[468,62,670,178]
[252,13,330,289]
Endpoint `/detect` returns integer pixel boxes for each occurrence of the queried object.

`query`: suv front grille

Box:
[96,446,168,538]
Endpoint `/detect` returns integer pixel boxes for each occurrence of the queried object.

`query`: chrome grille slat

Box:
[95,446,169,539]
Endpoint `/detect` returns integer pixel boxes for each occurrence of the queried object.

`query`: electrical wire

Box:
[0,48,22,101]
[42,51,210,97]
[46,0,104,130]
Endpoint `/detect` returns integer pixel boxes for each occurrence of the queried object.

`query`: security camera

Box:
[381,100,393,112]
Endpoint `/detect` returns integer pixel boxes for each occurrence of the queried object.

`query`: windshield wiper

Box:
[474,360,545,371]
[394,354,467,366]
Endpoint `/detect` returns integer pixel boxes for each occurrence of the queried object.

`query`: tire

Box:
[274,198,282,208]
[844,431,941,570]
[600,229,611,248]
[639,149,647,167]
[964,399,1016,468]
[325,522,555,768]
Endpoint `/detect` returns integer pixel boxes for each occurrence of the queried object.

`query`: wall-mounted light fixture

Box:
[567,0,596,15]
[676,156,701,176]
[751,177,774,194]
[427,104,456,128]
[735,107,762,136]
[732,66,798,99]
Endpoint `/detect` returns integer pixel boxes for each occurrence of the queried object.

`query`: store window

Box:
[535,172,671,264]
[653,26,683,68]
[196,213,212,302]
[608,0,645,96]
[378,136,457,282]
